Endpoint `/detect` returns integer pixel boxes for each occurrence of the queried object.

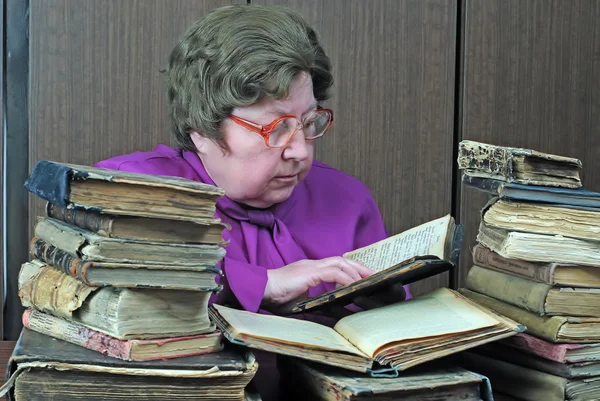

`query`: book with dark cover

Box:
[462,175,600,208]
[2,329,257,401]
[24,160,225,222]
[278,357,493,401]
[292,214,462,313]
[458,351,600,401]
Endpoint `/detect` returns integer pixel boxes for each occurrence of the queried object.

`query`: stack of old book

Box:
[456,140,600,401]
[2,160,258,401]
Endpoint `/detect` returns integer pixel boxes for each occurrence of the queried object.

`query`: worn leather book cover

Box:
[462,175,600,208]
[292,214,463,313]
[458,140,582,188]
[24,160,224,221]
[47,202,227,245]
[459,289,600,343]
[501,333,600,364]
[34,217,226,265]
[30,237,222,290]
[278,357,493,401]
[22,309,224,361]
[18,261,216,339]
[471,244,600,289]
[2,329,257,401]
[458,351,600,401]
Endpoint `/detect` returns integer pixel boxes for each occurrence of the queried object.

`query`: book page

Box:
[213,304,366,357]
[333,288,499,357]
[343,215,451,272]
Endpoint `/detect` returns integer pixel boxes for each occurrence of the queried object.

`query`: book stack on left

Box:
[2,161,258,401]
[455,140,600,401]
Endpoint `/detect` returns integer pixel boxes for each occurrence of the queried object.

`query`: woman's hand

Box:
[264,257,373,305]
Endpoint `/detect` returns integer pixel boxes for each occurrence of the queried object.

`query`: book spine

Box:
[47,203,114,236]
[501,334,568,363]
[22,309,133,360]
[29,237,95,286]
[459,289,564,342]
[472,245,554,284]
[18,263,96,320]
[458,141,514,179]
[466,265,551,315]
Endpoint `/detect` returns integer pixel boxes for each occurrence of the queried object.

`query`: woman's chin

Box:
[240,187,297,209]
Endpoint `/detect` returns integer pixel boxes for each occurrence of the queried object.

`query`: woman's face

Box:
[192,72,317,208]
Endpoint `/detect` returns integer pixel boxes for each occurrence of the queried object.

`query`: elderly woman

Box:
[96,5,410,315]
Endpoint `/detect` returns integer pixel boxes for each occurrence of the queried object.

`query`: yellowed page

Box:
[343,215,451,272]
[333,288,499,357]
[212,304,366,357]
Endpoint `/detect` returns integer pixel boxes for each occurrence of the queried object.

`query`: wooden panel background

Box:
[0,0,4,338]
[256,0,458,296]
[459,0,600,285]
[28,0,243,235]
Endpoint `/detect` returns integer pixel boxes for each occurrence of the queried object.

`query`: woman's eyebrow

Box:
[266,101,318,118]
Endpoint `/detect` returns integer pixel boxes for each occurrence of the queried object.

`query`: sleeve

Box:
[215,257,269,313]
[354,191,413,300]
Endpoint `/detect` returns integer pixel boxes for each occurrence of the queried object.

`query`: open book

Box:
[209,288,523,375]
[291,214,462,313]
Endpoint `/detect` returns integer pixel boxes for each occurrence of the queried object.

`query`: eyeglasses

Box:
[228,108,334,148]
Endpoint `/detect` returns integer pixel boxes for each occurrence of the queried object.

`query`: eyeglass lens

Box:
[268,112,331,147]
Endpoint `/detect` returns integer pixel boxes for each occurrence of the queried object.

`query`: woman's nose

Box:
[282,128,310,161]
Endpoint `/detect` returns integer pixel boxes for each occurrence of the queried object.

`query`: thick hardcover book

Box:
[477,221,600,267]
[22,309,224,361]
[472,244,600,288]
[463,175,600,208]
[34,217,226,265]
[475,342,600,379]
[210,288,522,375]
[481,197,600,243]
[501,333,600,364]
[459,289,600,343]
[24,160,224,222]
[47,202,228,244]
[459,351,600,401]
[466,265,600,317]
[292,214,462,313]
[30,237,221,290]
[18,261,216,339]
[278,357,493,401]
[457,140,582,188]
[2,328,257,401]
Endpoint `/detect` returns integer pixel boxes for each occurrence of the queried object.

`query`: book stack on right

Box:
[456,140,600,401]
[2,160,258,401]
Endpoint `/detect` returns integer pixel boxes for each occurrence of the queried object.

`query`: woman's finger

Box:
[318,266,355,286]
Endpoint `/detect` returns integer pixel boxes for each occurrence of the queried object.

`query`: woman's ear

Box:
[190,131,211,155]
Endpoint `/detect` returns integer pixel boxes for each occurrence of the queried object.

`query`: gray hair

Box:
[164,4,333,150]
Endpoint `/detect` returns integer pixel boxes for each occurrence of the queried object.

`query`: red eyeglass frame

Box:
[228,108,334,148]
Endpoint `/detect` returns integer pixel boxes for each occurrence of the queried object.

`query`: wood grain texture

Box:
[28,0,242,239]
[0,341,16,401]
[255,0,458,296]
[0,0,4,338]
[459,0,600,285]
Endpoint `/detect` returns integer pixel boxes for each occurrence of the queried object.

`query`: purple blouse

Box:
[95,144,411,312]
